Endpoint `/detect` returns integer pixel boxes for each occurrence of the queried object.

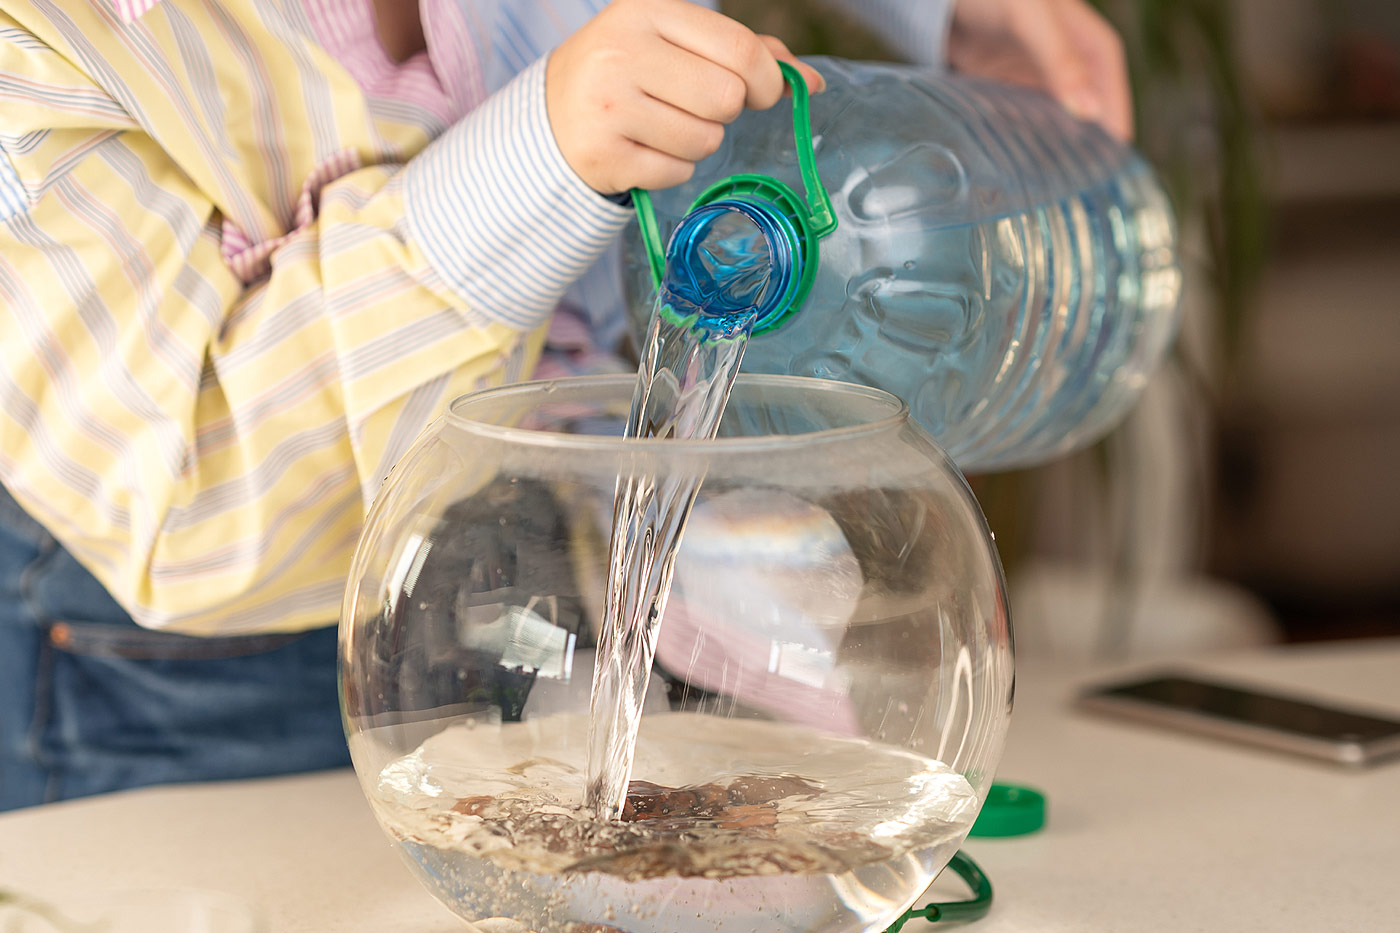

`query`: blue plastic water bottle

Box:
[626,58,1182,472]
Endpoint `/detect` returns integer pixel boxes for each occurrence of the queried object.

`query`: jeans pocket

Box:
[39,621,347,798]
[48,620,306,660]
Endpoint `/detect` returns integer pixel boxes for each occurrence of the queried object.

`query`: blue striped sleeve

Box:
[404,55,633,332]
[818,0,954,67]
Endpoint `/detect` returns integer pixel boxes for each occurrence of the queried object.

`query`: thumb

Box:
[757,35,827,94]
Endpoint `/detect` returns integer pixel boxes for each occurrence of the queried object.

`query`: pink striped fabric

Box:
[111,0,162,21]
[303,0,462,125]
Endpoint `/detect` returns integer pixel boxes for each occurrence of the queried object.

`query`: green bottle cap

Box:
[969,782,1046,837]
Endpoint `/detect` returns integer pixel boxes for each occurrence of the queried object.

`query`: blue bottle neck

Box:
[660,198,801,335]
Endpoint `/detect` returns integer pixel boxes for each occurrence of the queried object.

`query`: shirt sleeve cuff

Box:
[404,55,634,332]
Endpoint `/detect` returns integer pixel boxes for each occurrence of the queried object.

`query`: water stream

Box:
[583,207,775,820]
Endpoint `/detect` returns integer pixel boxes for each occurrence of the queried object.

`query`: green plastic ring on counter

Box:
[969,783,1047,837]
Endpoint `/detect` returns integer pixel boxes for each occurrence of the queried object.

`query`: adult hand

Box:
[947,0,1133,140]
[547,0,826,194]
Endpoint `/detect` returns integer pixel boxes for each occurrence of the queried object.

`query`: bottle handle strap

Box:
[633,61,835,289]
[884,851,994,930]
[633,187,666,291]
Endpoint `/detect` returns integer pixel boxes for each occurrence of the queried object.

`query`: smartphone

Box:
[1076,670,1400,767]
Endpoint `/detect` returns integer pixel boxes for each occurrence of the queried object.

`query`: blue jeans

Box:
[0,485,350,811]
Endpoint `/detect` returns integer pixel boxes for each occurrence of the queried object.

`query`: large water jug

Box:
[623,58,1182,472]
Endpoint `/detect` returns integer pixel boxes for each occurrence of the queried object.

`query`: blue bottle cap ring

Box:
[631,61,836,334]
[969,783,1046,837]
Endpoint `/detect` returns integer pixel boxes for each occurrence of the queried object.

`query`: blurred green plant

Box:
[1089,0,1270,654]
[1097,0,1268,364]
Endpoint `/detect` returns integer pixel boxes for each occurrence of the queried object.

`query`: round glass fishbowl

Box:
[340,374,1014,933]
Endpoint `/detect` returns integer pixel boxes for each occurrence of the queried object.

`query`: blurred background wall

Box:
[722,0,1400,658]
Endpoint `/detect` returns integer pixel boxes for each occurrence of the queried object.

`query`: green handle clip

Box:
[633,60,837,294]
[884,851,994,930]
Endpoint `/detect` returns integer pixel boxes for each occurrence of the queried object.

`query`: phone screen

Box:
[1096,675,1400,743]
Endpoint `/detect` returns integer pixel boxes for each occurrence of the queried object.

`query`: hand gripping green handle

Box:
[633,60,837,292]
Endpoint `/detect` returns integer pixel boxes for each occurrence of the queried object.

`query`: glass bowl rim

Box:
[445,373,910,452]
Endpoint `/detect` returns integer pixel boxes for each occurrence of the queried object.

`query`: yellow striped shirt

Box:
[0,0,631,634]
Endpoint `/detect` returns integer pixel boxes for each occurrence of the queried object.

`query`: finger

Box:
[757,35,827,94]
[618,92,726,163]
[647,0,786,109]
[637,44,750,124]
[1057,0,1133,139]
[1004,0,1101,126]
[614,139,697,192]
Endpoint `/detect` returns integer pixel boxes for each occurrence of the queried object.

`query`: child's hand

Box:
[546,0,825,195]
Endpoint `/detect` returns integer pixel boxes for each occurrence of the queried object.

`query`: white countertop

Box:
[2,639,1398,932]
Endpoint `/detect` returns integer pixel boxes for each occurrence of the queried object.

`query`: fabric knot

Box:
[220,149,363,285]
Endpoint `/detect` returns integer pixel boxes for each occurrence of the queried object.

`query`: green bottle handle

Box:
[633,187,667,292]
[884,851,994,929]
[633,60,836,290]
